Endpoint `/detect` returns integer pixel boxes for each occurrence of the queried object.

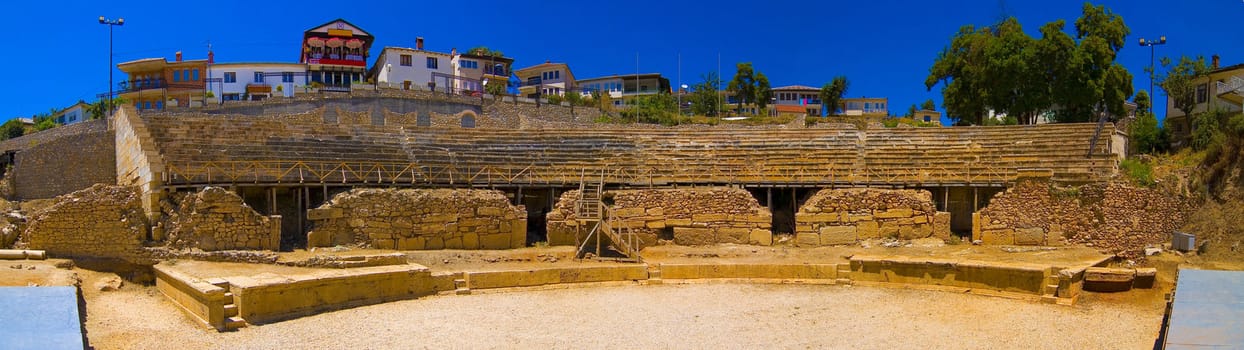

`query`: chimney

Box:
[208,51,214,64]
[416,37,424,50]
[1213,54,1220,70]
[545,60,551,64]
[175,51,183,62]
[451,48,457,57]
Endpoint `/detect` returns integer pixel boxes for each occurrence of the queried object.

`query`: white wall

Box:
[376,49,453,90]
[208,64,307,99]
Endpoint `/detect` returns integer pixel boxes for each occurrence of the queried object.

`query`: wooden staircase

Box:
[574,173,642,262]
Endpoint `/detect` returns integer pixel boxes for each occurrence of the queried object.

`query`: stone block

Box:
[913,215,928,224]
[796,232,820,247]
[798,212,840,224]
[818,225,857,245]
[717,227,750,244]
[665,218,692,227]
[847,214,874,223]
[444,237,464,249]
[398,237,426,250]
[1013,228,1045,246]
[674,227,716,246]
[979,229,1014,245]
[1084,267,1136,292]
[933,212,951,240]
[692,213,729,222]
[425,237,445,250]
[971,213,982,242]
[463,232,480,249]
[1133,268,1157,289]
[479,232,511,250]
[856,221,881,239]
[425,213,458,223]
[879,221,900,238]
[912,224,932,239]
[373,239,396,250]
[307,208,343,220]
[646,207,664,216]
[898,224,917,240]
[613,207,646,218]
[476,207,504,216]
[749,229,772,246]
[875,208,914,219]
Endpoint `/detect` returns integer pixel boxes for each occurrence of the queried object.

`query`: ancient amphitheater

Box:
[0,93,1186,341]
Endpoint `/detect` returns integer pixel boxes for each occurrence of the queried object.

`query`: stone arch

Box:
[460,111,477,128]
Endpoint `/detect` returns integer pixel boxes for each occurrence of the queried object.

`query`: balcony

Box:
[118,79,167,93]
[305,53,366,67]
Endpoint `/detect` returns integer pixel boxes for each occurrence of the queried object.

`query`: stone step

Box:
[224,316,247,330]
[455,288,471,295]
[223,304,238,318]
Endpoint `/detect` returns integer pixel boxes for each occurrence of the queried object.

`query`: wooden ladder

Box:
[574,172,641,262]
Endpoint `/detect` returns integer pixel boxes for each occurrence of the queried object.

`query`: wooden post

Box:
[942,187,949,211]
[972,187,978,212]
[516,186,523,206]
[766,188,773,210]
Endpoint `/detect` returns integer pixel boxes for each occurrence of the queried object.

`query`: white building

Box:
[207,62,308,101]
[51,101,94,125]
[370,37,456,91]
[514,61,575,98]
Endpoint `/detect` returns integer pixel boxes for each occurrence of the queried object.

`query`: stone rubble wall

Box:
[546,187,773,248]
[160,187,279,251]
[20,184,148,261]
[795,188,951,246]
[307,189,526,250]
[975,178,1191,258]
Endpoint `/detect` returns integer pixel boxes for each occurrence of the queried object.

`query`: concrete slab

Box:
[0,286,84,350]
[1164,269,1244,349]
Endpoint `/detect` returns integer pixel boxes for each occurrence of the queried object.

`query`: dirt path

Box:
[84,283,1163,349]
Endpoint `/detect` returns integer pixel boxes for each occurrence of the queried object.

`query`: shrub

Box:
[545,94,563,105]
[1120,158,1155,187]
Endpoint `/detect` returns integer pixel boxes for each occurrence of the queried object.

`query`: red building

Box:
[301,19,373,91]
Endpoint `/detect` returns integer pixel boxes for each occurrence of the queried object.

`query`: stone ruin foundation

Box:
[795,188,951,246]
[20,184,149,262]
[159,187,280,251]
[306,188,526,250]
[546,187,774,248]
[975,177,1191,258]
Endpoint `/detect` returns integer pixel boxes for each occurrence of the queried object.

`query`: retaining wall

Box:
[162,187,280,251]
[20,184,148,262]
[547,188,772,248]
[795,188,951,246]
[307,189,526,250]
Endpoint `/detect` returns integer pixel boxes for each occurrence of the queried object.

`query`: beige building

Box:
[576,73,671,108]
[1165,56,1244,144]
[842,97,888,116]
[514,61,575,98]
[912,109,942,126]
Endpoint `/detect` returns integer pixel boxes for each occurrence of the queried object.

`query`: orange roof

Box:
[775,105,808,113]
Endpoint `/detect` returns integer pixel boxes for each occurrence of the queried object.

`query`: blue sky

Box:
[5,0,1242,126]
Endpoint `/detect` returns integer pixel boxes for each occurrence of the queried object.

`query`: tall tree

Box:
[926,24,993,125]
[1053,3,1133,122]
[820,76,849,116]
[690,72,721,117]
[727,62,756,111]
[1158,55,1211,135]
[920,99,936,111]
[906,104,918,117]
[754,72,773,110]
[1129,90,1164,154]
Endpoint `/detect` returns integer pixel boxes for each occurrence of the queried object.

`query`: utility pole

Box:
[1138,36,1167,115]
[99,16,124,118]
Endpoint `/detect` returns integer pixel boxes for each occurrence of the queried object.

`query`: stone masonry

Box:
[795,188,950,246]
[307,189,526,250]
[20,184,148,261]
[975,177,1190,258]
[160,187,280,251]
[547,187,773,248]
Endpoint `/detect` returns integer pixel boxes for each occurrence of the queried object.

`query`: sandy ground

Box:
[83,281,1164,350]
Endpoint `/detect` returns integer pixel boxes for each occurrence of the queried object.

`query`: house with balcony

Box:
[207,62,308,102]
[301,19,373,92]
[514,61,575,98]
[1165,55,1244,145]
[369,37,454,92]
[842,97,888,116]
[50,101,94,125]
[116,51,207,111]
[771,85,822,116]
[575,73,671,108]
[455,47,514,94]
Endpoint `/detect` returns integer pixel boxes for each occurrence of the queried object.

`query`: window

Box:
[224,72,236,83]
[282,72,295,83]
[156,101,163,110]
[173,70,180,82]
[144,102,152,110]
[254,72,265,83]
[183,70,190,81]
[461,60,478,69]
[400,54,412,66]
[554,70,560,79]
[224,93,241,101]
[426,57,439,69]
[192,69,199,81]
[1197,83,1208,103]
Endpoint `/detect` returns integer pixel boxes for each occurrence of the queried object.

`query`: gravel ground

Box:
[85,282,1162,349]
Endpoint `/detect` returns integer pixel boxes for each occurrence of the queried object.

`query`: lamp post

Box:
[1138,35,1166,115]
[99,16,124,118]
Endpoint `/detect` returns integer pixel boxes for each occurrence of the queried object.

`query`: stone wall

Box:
[795,188,950,246]
[161,187,279,251]
[975,178,1191,258]
[487,100,605,129]
[307,189,525,250]
[11,129,115,200]
[20,184,148,261]
[546,187,772,248]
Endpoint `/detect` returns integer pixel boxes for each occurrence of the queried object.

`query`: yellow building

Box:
[514,61,575,98]
[1164,56,1244,145]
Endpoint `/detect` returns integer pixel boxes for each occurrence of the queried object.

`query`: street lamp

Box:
[1138,36,1166,115]
[99,16,124,118]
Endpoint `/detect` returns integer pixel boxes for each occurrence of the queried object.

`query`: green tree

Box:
[467,46,504,57]
[484,81,506,97]
[546,94,563,105]
[1129,90,1165,154]
[1158,55,1211,135]
[727,62,757,112]
[819,76,849,116]
[86,97,128,119]
[927,4,1133,125]
[690,72,722,117]
[0,120,25,140]
[754,72,773,111]
[905,104,918,117]
[564,90,584,106]
[920,99,936,111]
[622,93,680,125]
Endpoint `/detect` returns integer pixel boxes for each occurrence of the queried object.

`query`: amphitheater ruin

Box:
[0,92,1188,336]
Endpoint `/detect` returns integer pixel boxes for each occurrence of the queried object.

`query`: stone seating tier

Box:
[143,115,1115,187]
